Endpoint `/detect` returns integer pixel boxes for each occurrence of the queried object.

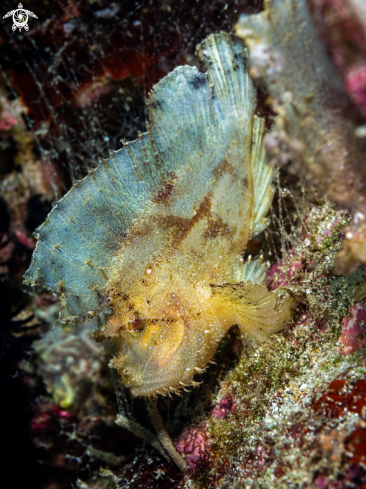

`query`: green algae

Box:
[189,203,366,488]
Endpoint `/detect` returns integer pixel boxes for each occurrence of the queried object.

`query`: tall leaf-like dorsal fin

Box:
[23,33,271,323]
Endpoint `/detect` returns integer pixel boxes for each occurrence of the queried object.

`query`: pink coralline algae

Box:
[211,395,237,420]
[266,251,303,291]
[0,111,17,131]
[174,424,211,469]
[311,0,366,106]
[345,66,366,113]
[315,475,330,489]
[31,399,74,434]
[339,302,366,354]
[256,445,266,468]
[317,218,342,241]
[14,231,36,250]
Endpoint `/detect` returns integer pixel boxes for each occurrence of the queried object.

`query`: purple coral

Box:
[174,423,211,469]
[339,302,366,354]
[211,395,237,420]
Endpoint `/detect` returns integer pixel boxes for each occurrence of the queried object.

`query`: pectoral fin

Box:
[211,281,294,342]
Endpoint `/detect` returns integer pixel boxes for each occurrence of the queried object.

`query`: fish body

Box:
[24,33,293,397]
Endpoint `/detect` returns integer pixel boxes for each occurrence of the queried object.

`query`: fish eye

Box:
[127,314,147,336]
[132,317,144,331]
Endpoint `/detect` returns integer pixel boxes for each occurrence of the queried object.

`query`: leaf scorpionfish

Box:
[24,33,294,398]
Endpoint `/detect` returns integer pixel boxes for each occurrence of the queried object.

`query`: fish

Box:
[24,32,294,398]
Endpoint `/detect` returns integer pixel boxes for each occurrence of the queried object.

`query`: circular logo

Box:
[12,8,28,31]
[3,4,38,33]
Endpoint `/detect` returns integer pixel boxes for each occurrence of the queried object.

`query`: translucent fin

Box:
[211,282,294,342]
[239,255,269,283]
[23,32,260,323]
[23,65,217,322]
[197,32,254,123]
[198,36,273,237]
[23,134,159,323]
[148,65,219,182]
[250,116,274,236]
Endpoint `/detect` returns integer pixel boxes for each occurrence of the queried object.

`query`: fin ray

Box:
[251,117,274,236]
[239,255,268,283]
[211,281,294,341]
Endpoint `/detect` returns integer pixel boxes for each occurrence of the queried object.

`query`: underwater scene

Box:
[1,0,366,488]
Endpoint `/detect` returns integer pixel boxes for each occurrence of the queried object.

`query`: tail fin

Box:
[199,36,274,237]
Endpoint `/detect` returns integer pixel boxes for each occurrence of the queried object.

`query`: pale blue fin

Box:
[250,116,274,236]
[24,134,159,322]
[148,65,218,180]
[197,32,254,123]
[24,33,275,324]
[24,32,260,323]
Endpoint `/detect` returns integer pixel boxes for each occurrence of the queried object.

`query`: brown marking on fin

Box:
[212,159,237,179]
[152,173,177,204]
[157,194,212,249]
[113,194,212,254]
[203,216,235,240]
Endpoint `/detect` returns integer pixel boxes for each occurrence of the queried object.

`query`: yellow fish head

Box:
[95,282,216,396]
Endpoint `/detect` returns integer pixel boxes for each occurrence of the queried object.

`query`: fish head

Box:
[94,277,217,397]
